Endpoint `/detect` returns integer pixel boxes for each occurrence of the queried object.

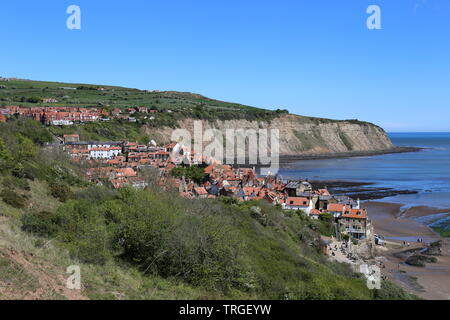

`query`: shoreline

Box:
[279,146,422,163]
[362,201,450,300]
[308,180,419,201]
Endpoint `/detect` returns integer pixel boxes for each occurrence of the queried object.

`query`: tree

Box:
[171,166,207,184]
[15,133,37,161]
[0,137,12,171]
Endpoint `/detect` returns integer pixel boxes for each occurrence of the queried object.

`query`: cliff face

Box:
[144,114,394,156]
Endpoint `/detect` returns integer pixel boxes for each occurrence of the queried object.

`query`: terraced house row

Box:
[0,105,166,125]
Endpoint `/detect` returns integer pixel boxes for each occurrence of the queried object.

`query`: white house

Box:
[89,147,122,160]
[51,119,74,126]
[282,197,314,214]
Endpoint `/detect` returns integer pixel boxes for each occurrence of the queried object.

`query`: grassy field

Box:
[0,79,287,123]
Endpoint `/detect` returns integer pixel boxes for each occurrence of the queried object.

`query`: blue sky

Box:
[1,0,449,132]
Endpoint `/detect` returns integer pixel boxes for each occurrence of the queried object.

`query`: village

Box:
[59,132,374,243]
[0,105,166,125]
[2,104,445,298]
[0,103,376,249]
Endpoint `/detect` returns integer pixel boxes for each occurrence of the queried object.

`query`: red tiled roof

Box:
[286,197,310,207]
[342,209,368,220]
[327,203,347,212]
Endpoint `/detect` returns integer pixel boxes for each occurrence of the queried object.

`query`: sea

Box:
[277,132,450,232]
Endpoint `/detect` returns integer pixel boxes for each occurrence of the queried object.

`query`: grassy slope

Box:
[0,216,207,300]
[0,79,272,113]
[0,167,416,300]
[0,79,374,125]
[0,79,383,146]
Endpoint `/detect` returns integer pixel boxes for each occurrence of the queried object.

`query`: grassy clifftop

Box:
[0,79,393,155]
[0,78,379,126]
[0,79,285,123]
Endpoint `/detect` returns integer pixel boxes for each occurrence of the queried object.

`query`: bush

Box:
[54,200,112,265]
[2,176,30,191]
[21,211,59,237]
[171,166,208,184]
[49,182,73,202]
[17,183,417,300]
[0,189,27,208]
[114,190,245,289]
[373,281,417,300]
[12,165,36,181]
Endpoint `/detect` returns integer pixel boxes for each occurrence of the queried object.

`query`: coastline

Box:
[309,180,419,201]
[279,146,422,164]
[362,201,450,300]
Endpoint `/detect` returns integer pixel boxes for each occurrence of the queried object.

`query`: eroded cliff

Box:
[144,114,394,156]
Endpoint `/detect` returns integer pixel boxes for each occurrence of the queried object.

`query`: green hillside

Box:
[0,118,415,300]
[0,78,288,122]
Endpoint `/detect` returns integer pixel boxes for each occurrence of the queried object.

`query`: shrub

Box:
[21,211,59,237]
[373,281,418,300]
[0,137,12,171]
[2,176,30,191]
[49,182,73,202]
[171,166,208,184]
[54,200,112,265]
[14,134,37,160]
[12,165,36,181]
[0,189,27,208]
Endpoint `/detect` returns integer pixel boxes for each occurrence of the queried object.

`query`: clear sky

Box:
[1,0,449,132]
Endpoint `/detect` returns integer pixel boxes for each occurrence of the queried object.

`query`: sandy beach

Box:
[363,202,450,300]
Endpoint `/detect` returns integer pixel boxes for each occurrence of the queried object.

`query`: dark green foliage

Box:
[2,176,31,191]
[170,166,208,184]
[0,189,27,208]
[373,281,417,300]
[54,199,113,265]
[0,137,12,171]
[49,181,73,202]
[21,210,59,237]
[25,96,41,103]
[22,185,409,299]
[0,118,53,146]
[11,164,36,181]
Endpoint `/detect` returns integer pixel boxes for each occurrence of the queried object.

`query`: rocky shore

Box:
[279,146,422,164]
[309,180,419,201]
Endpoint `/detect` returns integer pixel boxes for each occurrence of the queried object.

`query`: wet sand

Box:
[363,202,450,300]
